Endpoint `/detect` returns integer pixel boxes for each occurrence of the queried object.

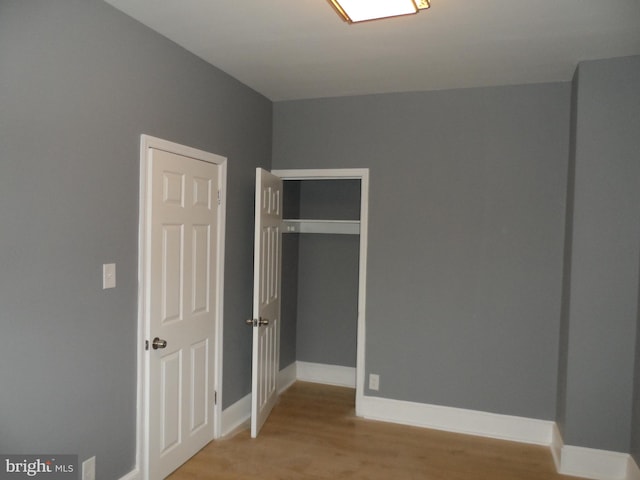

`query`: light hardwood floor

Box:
[169,382,580,480]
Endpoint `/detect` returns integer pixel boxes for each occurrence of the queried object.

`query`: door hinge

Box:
[214,391,218,405]
[217,190,221,206]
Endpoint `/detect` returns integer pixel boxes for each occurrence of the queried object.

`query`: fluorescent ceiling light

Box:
[330,0,430,23]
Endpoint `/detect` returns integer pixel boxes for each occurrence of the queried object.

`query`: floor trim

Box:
[119,469,140,480]
[220,392,252,437]
[278,361,297,394]
[553,427,635,480]
[296,361,356,388]
[551,423,563,471]
[359,394,554,446]
[627,456,640,480]
[558,445,631,480]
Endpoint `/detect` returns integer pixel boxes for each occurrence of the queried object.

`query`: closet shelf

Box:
[282,219,360,235]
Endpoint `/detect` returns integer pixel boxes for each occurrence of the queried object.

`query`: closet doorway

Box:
[274,168,369,416]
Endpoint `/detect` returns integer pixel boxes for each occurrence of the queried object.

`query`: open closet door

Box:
[249,168,283,437]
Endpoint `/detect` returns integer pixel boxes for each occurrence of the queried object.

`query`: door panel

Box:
[192,224,210,314]
[190,340,208,432]
[148,148,218,479]
[161,224,184,323]
[250,168,282,438]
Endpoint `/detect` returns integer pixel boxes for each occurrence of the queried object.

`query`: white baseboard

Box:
[359,395,554,446]
[558,445,630,480]
[221,392,251,437]
[278,361,297,393]
[550,423,563,471]
[627,456,640,480]
[119,469,140,480]
[553,428,635,480]
[296,361,356,388]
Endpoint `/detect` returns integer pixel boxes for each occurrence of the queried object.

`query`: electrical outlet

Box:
[369,373,380,391]
[82,456,95,480]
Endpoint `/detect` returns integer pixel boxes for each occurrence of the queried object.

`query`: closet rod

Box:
[282,219,360,235]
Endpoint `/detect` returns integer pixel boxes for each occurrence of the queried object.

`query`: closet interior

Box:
[280,178,362,378]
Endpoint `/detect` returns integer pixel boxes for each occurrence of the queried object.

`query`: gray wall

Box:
[280,182,301,368]
[296,180,360,367]
[0,1,271,478]
[298,180,361,220]
[555,70,579,436]
[295,235,359,367]
[273,82,571,420]
[561,55,640,452]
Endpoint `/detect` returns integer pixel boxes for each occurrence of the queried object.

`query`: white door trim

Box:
[137,135,227,480]
[271,168,369,416]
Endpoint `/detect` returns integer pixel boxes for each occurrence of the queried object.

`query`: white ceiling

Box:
[104,0,640,101]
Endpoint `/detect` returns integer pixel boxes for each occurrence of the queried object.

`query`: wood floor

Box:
[168,382,579,480]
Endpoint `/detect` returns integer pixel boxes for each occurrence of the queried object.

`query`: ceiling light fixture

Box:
[329,0,430,23]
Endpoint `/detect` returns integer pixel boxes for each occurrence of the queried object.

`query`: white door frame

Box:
[136,135,227,480]
[271,168,369,416]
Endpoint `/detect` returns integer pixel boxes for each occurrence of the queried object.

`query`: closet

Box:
[274,169,368,397]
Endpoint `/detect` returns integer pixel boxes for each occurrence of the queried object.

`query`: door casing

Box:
[136,135,227,480]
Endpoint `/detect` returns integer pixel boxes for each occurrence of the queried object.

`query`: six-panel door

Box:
[147,148,219,479]
[250,168,283,438]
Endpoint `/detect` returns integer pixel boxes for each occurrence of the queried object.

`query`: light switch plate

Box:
[102,263,116,289]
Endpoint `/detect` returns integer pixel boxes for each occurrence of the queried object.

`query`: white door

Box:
[147,148,218,478]
[249,168,282,437]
